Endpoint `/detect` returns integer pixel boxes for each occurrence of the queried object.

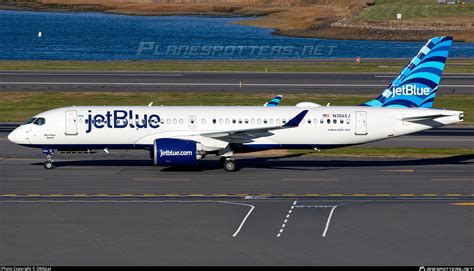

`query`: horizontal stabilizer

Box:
[402,114,451,122]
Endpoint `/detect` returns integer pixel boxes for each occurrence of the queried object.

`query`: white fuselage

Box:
[8,106,463,153]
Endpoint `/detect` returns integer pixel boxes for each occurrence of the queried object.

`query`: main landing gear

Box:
[42,148,55,169]
[219,156,237,172]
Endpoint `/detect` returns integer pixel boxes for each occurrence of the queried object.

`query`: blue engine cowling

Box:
[153,138,204,166]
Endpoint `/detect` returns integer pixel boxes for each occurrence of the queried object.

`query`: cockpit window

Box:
[33,118,45,126]
[23,117,37,125]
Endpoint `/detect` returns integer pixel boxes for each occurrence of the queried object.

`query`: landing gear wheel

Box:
[223,159,237,172]
[43,160,55,169]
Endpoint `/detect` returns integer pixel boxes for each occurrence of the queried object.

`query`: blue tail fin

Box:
[362,36,453,108]
[264,95,283,106]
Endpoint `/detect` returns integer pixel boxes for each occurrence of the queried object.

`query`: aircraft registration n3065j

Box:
[8,36,464,171]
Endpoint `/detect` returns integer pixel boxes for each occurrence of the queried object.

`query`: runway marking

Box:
[133,178,190,181]
[322,205,338,238]
[431,178,474,181]
[277,200,297,238]
[220,201,255,238]
[282,178,338,181]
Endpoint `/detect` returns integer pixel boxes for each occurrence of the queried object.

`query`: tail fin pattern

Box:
[264,95,283,106]
[362,36,453,108]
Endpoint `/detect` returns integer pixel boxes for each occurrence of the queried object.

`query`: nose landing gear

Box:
[42,148,55,169]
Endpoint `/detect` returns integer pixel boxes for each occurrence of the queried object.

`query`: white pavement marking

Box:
[133,178,190,181]
[277,200,297,238]
[322,205,338,238]
[225,201,256,238]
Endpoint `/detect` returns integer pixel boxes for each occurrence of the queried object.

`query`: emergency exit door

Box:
[65,110,78,135]
[355,111,367,135]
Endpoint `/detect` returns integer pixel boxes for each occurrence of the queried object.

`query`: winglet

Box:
[283,110,308,128]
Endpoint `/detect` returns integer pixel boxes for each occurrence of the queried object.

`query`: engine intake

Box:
[153,138,204,166]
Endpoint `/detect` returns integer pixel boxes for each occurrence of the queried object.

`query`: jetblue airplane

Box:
[8,36,463,171]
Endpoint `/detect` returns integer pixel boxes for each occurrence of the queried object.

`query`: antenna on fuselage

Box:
[148,102,153,106]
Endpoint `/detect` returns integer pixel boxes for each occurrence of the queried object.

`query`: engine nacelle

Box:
[153,138,204,166]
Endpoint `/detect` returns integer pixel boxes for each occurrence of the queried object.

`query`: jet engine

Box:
[153,138,204,166]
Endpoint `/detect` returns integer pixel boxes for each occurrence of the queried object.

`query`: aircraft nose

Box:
[8,127,27,144]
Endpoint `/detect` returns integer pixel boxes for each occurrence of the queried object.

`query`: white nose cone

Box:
[8,128,27,145]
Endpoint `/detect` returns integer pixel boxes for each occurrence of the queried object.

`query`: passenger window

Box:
[225,119,230,124]
[340,119,344,124]
[307,119,311,124]
[276,119,280,124]
[238,119,243,124]
[314,119,317,124]
[245,119,249,124]
[346,119,350,124]
[257,119,261,124]
[326,119,330,124]
[213,119,216,124]
[180,119,184,125]
[333,119,337,124]
[232,119,236,124]
[263,119,268,124]
[270,119,274,124]
[251,119,255,124]
[200,119,205,125]
[219,119,223,124]
[173,119,177,124]
[282,119,287,124]
[166,119,171,124]
[320,119,324,124]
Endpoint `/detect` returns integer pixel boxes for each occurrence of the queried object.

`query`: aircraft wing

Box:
[200,110,308,141]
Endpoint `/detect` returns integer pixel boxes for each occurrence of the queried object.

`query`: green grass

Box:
[290,147,474,158]
[0,92,471,123]
[359,0,474,21]
[1,60,474,73]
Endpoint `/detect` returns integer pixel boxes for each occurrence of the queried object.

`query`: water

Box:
[1,9,473,60]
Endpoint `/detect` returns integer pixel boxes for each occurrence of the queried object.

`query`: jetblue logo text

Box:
[86,110,160,133]
[391,84,430,98]
[159,150,193,157]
